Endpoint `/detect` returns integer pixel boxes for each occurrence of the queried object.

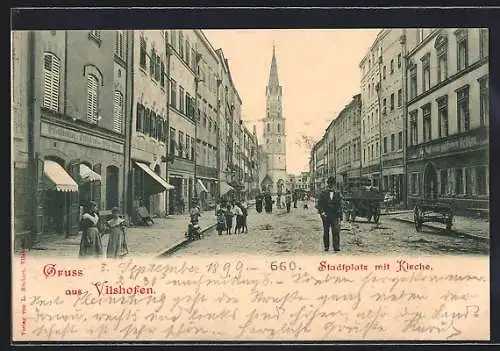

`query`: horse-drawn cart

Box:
[413,200,453,232]
[343,186,384,224]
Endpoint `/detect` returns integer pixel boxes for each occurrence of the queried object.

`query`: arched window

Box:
[267,123,270,132]
[43,53,60,111]
[277,124,280,132]
[113,91,124,133]
[106,165,119,209]
[87,74,99,123]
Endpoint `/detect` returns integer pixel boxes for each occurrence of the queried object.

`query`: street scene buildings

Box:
[12,28,490,257]
[12,30,258,251]
[310,28,490,216]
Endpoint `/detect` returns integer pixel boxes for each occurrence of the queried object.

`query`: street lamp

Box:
[376,53,384,191]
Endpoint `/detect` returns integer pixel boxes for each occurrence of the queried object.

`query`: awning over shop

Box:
[44,160,79,192]
[79,163,102,183]
[135,161,174,191]
[197,179,208,193]
[220,181,234,196]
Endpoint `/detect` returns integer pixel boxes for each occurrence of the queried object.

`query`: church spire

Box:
[268,44,279,87]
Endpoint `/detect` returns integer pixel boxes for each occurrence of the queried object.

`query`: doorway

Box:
[424,163,438,200]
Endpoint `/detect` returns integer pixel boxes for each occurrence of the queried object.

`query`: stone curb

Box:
[155,222,217,258]
[390,217,489,242]
[156,203,256,257]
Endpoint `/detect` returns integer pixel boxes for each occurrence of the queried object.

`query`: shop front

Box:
[132,160,173,219]
[38,119,125,239]
[406,127,489,214]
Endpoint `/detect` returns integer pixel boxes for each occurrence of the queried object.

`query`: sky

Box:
[204,29,380,175]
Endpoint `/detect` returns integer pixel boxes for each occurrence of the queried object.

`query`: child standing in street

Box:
[233,202,244,234]
[225,205,233,235]
[216,207,226,235]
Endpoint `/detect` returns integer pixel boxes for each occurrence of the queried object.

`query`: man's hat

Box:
[111,207,120,213]
[327,176,336,185]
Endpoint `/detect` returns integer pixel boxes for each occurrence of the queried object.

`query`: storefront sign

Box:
[408,129,488,160]
[41,122,124,154]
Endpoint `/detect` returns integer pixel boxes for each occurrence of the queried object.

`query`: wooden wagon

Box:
[413,200,453,232]
[343,186,384,224]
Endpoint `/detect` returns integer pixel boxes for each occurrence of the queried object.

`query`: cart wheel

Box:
[414,206,422,232]
[373,209,380,224]
[367,213,372,223]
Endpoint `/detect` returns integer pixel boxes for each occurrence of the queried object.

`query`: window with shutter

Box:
[144,108,151,136]
[155,55,161,81]
[43,53,60,111]
[115,31,124,58]
[113,91,123,133]
[87,74,99,123]
[136,103,144,133]
[150,48,156,76]
[160,61,165,87]
[151,113,157,138]
[139,37,147,69]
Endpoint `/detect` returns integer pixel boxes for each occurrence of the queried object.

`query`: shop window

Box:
[455,168,464,195]
[106,166,119,209]
[440,169,448,195]
[43,53,60,111]
[476,166,488,195]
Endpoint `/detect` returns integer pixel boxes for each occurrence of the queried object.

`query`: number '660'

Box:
[270,261,297,271]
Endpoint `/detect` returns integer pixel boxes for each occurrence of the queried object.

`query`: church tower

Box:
[260,45,287,194]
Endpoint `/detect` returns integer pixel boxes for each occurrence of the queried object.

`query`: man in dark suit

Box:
[316,176,342,252]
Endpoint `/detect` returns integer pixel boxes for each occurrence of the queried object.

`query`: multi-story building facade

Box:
[12,31,33,250]
[259,46,287,195]
[24,30,131,244]
[130,30,171,218]
[242,124,259,199]
[191,30,220,209]
[312,137,326,195]
[360,29,405,195]
[405,28,489,213]
[334,94,362,189]
[296,171,311,192]
[325,119,336,183]
[217,49,243,200]
[164,29,197,213]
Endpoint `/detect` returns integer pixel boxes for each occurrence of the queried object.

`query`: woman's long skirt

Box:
[106,226,127,259]
[79,227,103,258]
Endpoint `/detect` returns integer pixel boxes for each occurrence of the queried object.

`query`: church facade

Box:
[259,46,287,195]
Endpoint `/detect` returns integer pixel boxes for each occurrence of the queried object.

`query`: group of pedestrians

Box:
[79,201,129,259]
[216,200,249,235]
[255,189,300,214]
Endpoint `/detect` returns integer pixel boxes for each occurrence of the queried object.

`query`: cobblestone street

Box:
[176,201,489,257]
